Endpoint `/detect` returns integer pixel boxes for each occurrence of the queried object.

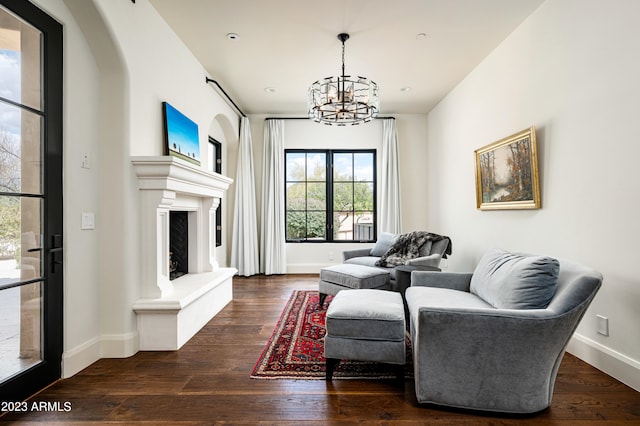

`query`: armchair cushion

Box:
[470,248,560,310]
[370,232,398,256]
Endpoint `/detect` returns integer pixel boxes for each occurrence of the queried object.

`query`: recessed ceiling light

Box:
[416,33,427,40]
[400,86,412,92]
[226,33,240,40]
[264,87,276,93]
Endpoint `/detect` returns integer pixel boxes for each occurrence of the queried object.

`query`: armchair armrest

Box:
[342,248,372,261]
[405,253,441,268]
[410,271,472,292]
[410,305,574,412]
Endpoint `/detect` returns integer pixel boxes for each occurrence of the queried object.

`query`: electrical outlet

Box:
[328,251,335,261]
[596,315,609,336]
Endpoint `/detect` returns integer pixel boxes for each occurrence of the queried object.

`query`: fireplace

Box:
[169,211,188,280]
[131,156,236,350]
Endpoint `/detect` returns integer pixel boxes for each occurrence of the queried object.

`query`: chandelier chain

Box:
[341,38,346,78]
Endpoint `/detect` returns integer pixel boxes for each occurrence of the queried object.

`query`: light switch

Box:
[81,212,95,230]
[81,152,91,169]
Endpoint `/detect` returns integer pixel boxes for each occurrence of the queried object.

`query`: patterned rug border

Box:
[250,290,412,380]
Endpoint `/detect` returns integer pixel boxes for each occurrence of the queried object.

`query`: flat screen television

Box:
[162,101,201,165]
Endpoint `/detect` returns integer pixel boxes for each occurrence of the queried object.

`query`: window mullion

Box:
[304,153,308,241]
[352,153,356,238]
[327,151,333,242]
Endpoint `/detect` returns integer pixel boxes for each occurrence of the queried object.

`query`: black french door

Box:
[0,0,63,401]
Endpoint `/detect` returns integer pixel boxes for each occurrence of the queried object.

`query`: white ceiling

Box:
[148,0,544,116]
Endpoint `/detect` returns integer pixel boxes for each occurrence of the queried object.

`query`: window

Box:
[208,137,222,247]
[285,149,376,242]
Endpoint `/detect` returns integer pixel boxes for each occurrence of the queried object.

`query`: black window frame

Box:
[285,149,377,243]
[209,137,222,247]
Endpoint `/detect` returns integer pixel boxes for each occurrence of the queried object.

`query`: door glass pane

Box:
[0,8,42,110]
[286,211,305,240]
[333,153,353,181]
[0,282,42,381]
[0,102,42,195]
[353,211,374,240]
[306,182,325,210]
[0,198,44,386]
[353,152,374,181]
[0,196,42,284]
[333,211,353,240]
[306,152,326,181]
[354,182,374,211]
[286,182,305,210]
[306,211,326,240]
[333,182,353,211]
[285,152,305,181]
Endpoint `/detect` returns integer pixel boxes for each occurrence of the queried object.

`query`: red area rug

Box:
[250,290,412,380]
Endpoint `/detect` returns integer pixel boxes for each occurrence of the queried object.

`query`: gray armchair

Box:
[405,249,602,414]
[342,231,451,283]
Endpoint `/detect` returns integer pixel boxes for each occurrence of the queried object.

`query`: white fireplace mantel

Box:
[131,156,236,350]
[132,155,232,200]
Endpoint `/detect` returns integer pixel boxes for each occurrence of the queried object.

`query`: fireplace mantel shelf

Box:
[131,156,232,198]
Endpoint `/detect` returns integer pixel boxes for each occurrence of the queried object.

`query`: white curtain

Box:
[231,117,259,276]
[259,119,287,274]
[379,118,402,234]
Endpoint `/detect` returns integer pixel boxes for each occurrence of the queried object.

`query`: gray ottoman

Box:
[324,289,406,380]
[319,264,390,306]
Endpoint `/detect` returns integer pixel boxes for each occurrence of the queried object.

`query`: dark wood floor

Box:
[2,274,639,425]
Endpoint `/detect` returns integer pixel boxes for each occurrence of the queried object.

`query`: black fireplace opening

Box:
[169,211,188,280]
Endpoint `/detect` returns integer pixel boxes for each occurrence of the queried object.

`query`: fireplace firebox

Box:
[169,211,188,280]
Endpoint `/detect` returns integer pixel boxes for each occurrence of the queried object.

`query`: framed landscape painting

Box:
[163,102,201,165]
[474,126,541,210]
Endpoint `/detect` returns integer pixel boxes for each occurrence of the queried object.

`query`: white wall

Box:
[426,0,640,390]
[33,0,240,377]
[31,0,103,378]
[244,114,430,273]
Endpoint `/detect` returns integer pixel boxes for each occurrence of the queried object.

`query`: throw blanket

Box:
[375,231,452,267]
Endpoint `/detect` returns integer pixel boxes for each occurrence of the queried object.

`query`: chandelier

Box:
[308,33,379,126]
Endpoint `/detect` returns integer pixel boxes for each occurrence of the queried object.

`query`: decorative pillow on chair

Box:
[370,232,398,257]
[470,248,559,309]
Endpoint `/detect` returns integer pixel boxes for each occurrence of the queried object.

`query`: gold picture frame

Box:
[475,126,541,210]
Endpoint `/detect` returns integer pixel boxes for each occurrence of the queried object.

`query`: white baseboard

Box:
[62,336,101,378]
[62,331,139,378]
[100,331,139,359]
[567,333,640,392]
[287,263,337,274]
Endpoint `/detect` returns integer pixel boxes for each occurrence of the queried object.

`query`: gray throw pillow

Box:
[370,232,398,257]
[470,248,559,309]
